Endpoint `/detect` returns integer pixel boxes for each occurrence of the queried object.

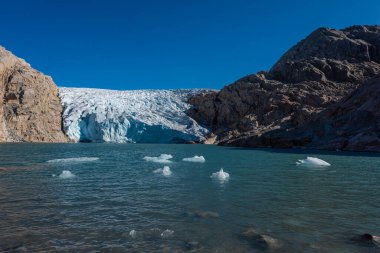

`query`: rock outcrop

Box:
[188,25,380,151]
[0,46,68,142]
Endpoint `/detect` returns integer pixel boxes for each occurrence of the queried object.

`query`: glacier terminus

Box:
[59,88,211,143]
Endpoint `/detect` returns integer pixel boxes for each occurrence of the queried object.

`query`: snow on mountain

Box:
[59,88,211,143]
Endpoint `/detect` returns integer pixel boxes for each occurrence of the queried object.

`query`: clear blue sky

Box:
[1,0,379,89]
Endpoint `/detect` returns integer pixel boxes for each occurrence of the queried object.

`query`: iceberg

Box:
[144,154,173,163]
[161,229,174,238]
[182,155,206,163]
[58,170,75,179]
[59,88,211,143]
[153,166,172,176]
[211,168,230,181]
[296,157,331,166]
[47,157,99,163]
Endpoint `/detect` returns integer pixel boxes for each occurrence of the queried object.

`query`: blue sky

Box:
[1,0,379,90]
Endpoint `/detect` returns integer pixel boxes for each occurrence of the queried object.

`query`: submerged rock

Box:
[241,228,282,251]
[194,211,220,219]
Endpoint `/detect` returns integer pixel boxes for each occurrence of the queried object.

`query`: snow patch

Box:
[296,157,331,166]
[47,157,99,163]
[182,155,205,163]
[153,166,172,176]
[144,154,173,163]
[59,88,211,143]
[211,168,230,181]
[58,170,75,179]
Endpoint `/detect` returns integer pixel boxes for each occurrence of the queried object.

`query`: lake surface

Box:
[0,143,379,253]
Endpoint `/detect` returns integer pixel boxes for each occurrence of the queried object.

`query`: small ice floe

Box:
[182,155,205,163]
[211,168,230,181]
[296,157,331,166]
[129,229,137,238]
[161,229,174,238]
[153,166,172,176]
[143,154,173,163]
[52,174,56,177]
[47,157,99,163]
[58,170,75,179]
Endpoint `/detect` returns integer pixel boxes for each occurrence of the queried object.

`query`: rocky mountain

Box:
[188,25,380,151]
[0,46,68,142]
[59,88,210,143]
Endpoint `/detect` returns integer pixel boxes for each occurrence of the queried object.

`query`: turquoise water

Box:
[0,143,379,253]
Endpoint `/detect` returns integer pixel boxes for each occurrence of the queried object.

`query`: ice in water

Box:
[129,230,137,238]
[161,229,174,238]
[47,157,99,163]
[58,170,75,179]
[296,157,331,166]
[211,168,230,181]
[144,154,173,163]
[182,155,205,163]
[153,166,172,176]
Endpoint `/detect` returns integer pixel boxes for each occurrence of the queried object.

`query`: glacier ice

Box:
[59,88,211,143]
[47,157,99,163]
[296,157,331,166]
[211,168,230,181]
[144,154,173,163]
[153,166,172,176]
[182,155,205,163]
[58,170,75,179]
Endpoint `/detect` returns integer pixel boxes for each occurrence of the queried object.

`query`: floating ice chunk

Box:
[47,157,99,163]
[129,229,137,238]
[182,155,205,163]
[153,166,172,176]
[211,168,230,181]
[144,154,173,163]
[296,157,331,166]
[161,229,174,238]
[52,174,56,177]
[58,170,75,179]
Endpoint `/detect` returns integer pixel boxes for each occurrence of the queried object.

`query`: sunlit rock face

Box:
[0,46,68,142]
[59,88,211,143]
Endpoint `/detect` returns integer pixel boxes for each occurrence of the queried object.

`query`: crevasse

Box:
[59,88,211,143]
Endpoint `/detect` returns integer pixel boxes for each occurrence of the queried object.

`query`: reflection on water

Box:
[0,143,379,252]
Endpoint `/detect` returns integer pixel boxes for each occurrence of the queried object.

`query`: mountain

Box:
[188,25,380,151]
[59,88,210,143]
[0,46,68,142]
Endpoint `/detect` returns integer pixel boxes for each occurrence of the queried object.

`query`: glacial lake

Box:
[0,143,379,253]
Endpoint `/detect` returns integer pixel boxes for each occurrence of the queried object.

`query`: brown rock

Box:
[188,25,380,151]
[0,46,68,142]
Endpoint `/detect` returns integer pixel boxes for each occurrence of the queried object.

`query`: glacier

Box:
[59,88,211,143]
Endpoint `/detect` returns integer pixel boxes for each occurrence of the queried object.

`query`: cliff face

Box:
[0,46,68,142]
[188,25,380,151]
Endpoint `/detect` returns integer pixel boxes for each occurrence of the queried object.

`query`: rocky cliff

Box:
[0,46,68,142]
[188,25,380,151]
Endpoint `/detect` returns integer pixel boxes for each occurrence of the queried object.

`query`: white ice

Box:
[58,170,75,179]
[296,157,331,166]
[153,166,172,176]
[59,88,212,143]
[211,168,230,181]
[129,230,137,238]
[144,154,173,163]
[47,157,99,163]
[182,155,205,163]
[161,229,174,238]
